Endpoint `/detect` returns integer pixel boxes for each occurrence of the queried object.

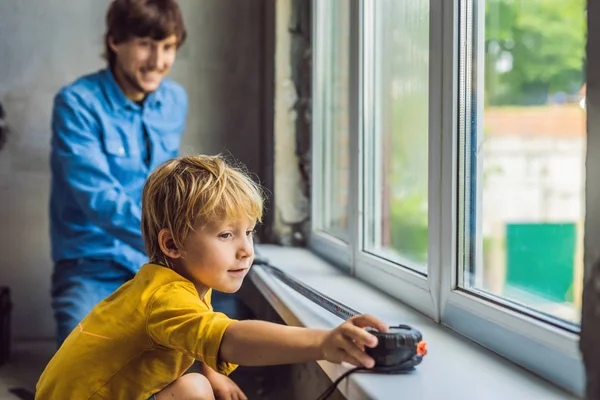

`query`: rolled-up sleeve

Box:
[146,283,238,375]
[51,90,145,253]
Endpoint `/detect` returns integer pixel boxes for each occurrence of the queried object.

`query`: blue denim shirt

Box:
[49,68,187,274]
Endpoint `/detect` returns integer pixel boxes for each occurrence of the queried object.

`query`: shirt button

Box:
[119,147,125,155]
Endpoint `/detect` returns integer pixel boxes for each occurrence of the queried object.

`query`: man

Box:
[49,0,188,347]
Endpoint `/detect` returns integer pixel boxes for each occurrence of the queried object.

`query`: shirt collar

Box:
[102,68,163,111]
[145,88,163,109]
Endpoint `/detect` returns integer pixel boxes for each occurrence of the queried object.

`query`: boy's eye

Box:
[246,230,256,237]
[219,233,232,239]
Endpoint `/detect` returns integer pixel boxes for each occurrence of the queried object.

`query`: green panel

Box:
[506,223,576,303]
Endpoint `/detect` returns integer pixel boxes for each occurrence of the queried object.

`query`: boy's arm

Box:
[198,362,247,399]
[220,321,325,365]
[219,315,388,368]
[147,283,388,370]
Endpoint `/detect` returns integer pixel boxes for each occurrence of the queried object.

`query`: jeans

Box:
[51,258,134,347]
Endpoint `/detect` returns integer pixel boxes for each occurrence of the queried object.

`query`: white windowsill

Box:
[251,244,578,400]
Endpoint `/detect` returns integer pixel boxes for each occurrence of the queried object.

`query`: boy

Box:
[36,155,389,400]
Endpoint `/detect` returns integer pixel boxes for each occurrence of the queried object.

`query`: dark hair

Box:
[0,102,8,152]
[104,0,187,69]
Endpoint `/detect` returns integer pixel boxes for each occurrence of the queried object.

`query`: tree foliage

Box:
[485,0,586,105]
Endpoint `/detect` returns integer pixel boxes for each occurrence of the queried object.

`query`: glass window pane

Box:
[364,0,430,273]
[317,0,350,239]
[459,0,587,326]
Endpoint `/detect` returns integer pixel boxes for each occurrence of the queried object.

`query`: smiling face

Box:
[158,218,256,297]
[103,0,186,102]
[109,35,178,102]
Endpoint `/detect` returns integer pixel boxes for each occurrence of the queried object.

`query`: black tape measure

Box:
[253,258,426,373]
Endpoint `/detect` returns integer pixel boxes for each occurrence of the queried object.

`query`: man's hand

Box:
[320,314,389,368]
[201,364,247,400]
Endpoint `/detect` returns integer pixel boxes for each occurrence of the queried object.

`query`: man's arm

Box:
[51,90,145,253]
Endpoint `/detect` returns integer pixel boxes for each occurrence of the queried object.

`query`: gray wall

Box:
[0,0,264,339]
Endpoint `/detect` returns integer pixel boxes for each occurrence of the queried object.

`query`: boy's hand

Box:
[320,314,389,368]
[201,364,247,400]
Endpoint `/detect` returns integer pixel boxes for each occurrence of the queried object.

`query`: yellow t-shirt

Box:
[35,264,238,400]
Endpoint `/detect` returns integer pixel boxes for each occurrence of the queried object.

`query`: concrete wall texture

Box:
[0,0,265,339]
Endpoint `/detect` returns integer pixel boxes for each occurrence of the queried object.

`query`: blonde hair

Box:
[141,154,264,267]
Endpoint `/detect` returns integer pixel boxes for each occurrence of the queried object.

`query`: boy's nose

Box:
[238,240,254,259]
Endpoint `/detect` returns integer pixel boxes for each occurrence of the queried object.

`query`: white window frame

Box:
[310,0,587,396]
[310,0,352,272]
[311,0,438,319]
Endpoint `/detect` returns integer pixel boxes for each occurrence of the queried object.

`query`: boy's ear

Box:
[158,228,183,259]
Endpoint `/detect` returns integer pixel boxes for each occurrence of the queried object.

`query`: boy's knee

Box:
[181,373,213,399]
[156,373,214,400]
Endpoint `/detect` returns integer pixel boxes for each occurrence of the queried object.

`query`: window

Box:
[364,0,429,274]
[311,0,587,396]
[313,0,351,242]
[458,0,586,328]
